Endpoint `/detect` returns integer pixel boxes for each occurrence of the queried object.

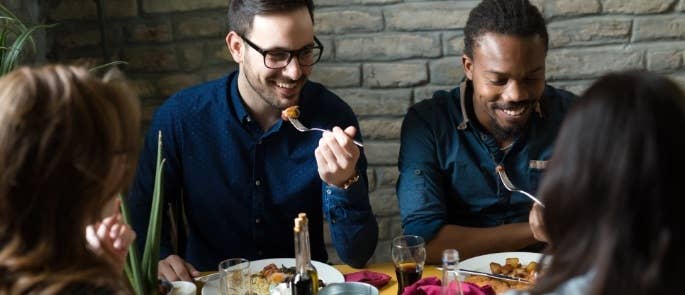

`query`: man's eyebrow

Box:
[485,66,545,76]
[262,42,316,52]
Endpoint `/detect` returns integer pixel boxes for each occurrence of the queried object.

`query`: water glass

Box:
[218,258,250,295]
[391,235,426,295]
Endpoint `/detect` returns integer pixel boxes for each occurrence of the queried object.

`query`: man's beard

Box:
[490,100,537,140]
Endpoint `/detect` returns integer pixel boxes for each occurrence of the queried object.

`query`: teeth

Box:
[276,82,296,89]
[502,107,526,116]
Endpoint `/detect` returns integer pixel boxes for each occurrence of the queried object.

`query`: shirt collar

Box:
[229,72,253,124]
[457,80,545,131]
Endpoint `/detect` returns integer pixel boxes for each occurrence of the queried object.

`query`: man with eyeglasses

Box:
[129,0,378,281]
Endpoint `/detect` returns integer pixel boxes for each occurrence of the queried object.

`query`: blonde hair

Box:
[0,65,140,294]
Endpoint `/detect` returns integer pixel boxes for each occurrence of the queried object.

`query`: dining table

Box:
[195,262,443,295]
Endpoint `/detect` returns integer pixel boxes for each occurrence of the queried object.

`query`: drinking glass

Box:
[391,235,426,295]
[218,258,251,295]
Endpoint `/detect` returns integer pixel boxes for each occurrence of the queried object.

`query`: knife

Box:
[436,267,531,284]
[458,269,531,284]
[193,272,222,283]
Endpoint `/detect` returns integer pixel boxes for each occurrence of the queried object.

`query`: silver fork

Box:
[288,118,364,147]
[496,165,545,207]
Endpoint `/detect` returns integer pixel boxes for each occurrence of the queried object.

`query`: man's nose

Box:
[503,81,528,102]
[281,57,303,80]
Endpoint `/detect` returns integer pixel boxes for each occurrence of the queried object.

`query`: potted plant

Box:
[120,131,168,295]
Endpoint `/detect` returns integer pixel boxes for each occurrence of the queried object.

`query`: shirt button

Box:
[255,179,261,186]
[414,169,421,175]
[481,134,487,140]
[255,218,261,224]
[326,189,332,195]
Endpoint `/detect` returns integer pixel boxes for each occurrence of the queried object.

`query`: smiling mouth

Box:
[276,81,296,89]
[501,106,528,117]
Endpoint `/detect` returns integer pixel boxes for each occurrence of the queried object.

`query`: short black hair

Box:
[228,0,314,36]
[463,0,548,58]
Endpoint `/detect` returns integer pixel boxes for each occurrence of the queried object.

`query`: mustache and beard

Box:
[489,99,538,141]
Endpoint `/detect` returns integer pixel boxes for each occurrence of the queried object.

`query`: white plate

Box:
[459,252,543,273]
[202,258,344,295]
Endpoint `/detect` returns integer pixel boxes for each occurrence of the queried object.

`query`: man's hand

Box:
[315,126,360,188]
[529,203,549,243]
[85,210,136,272]
[158,254,200,282]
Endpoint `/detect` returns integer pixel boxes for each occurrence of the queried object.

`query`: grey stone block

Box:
[333,88,412,116]
[384,2,476,31]
[337,33,441,61]
[315,8,383,34]
[364,62,428,88]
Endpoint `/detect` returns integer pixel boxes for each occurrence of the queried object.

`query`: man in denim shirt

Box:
[397,0,576,264]
[129,0,378,280]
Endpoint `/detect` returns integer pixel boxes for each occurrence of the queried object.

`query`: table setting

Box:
[191,235,543,295]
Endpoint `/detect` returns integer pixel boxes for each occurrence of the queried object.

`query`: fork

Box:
[496,165,545,208]
[288,118,364,147]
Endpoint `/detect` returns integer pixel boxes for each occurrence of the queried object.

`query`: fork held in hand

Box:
[288,118,364,147]
[496,165,545,208]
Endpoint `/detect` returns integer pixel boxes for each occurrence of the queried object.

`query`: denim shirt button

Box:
[326,189,332,195]
[255,179,261,186]
[414,169,421,175]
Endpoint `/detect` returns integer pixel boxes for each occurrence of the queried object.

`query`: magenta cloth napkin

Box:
[401,277,495,295]
[344,270,392,288]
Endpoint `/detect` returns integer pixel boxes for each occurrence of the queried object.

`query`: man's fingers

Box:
[158,260,180,282]
[185,262,201,277]
[164,255,194,281]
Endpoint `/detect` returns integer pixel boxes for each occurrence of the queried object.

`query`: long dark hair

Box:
[531,71,685,294]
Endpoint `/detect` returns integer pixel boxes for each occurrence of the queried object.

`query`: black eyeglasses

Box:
[240,35,324,69]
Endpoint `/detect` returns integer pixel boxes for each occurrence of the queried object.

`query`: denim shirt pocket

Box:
[528,160,548,193]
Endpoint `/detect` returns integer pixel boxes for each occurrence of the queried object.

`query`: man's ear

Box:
[226,31,243,64]
[462,54,473,81]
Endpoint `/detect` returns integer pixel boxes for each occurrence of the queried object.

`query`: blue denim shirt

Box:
[397,81,576,242]
[129,71,378,270]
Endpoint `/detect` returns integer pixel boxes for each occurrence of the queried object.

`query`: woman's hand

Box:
[529,202,549,243]
[86,201,136,272]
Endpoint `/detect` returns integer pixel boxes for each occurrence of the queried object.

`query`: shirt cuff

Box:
[323,177,369,223]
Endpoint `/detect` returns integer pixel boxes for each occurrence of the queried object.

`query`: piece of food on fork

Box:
[281,105,300,121]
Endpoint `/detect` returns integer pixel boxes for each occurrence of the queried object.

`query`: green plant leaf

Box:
[89,60,128,72]
[142,131,166,294]
[0,23,56,75]
[120,195,144,295]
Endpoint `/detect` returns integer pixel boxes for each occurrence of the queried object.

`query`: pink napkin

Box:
[344,270,392,288]
[401,277,495,295]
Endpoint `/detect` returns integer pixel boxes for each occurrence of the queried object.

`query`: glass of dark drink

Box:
[391,235,425,295]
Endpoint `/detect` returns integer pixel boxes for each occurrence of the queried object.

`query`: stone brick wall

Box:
[42,0,685,265]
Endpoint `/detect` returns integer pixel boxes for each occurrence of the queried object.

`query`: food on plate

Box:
[281,106,300,121]
[464,257,538,294]
[251,263,325,295]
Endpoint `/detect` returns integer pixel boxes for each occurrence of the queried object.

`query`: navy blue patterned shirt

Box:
[129,71,378,270]
[397,81,576,242]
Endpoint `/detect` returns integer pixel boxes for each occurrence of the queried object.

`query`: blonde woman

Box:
[0,65,139,294]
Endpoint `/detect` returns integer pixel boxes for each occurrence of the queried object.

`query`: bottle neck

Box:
[294,220,312,274]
